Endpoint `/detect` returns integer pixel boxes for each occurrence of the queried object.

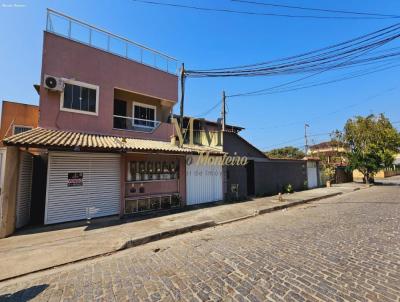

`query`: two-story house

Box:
[1,9,223,232]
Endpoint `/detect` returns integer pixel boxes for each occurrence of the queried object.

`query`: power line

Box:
[196,60,400,120]
[232,0,400,19]
[197,100,222,117]
[243,85,400,132]
[227,40,390,97]
[186,22,400,77]
[190,24,400,73]
[130,0,395,20]
[263,132,331,149]
[195,60,400,118]
[230,61,400,97]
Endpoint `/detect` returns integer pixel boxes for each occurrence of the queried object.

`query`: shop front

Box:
[45,151,121,224]
[122,153,186,215]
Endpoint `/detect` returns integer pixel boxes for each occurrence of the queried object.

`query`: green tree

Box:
[265,146,305,159]
[343,114,400,183]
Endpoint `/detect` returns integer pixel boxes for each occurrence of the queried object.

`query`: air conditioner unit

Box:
[43,75,64,91]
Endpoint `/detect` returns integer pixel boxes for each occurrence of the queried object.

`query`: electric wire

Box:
[244,85,400,132]
[185,23,400,77]
[131,0,395,20]
[227,38,392,97]
[231,0,400,19]
[232,61,400,97]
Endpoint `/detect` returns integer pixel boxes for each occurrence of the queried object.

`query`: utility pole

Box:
[221,90,226,131]
[304,123,309,155]
[179,63,185,129]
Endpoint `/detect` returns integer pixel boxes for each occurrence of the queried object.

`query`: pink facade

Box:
[39,32,178,141]
[38,31,186,217]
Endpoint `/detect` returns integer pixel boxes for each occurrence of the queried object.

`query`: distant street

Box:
[0,181,400,301]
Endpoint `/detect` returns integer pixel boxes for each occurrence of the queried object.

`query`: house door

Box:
[113,99,127,129]
[307,161,318,188]
[246,160,255,196]
[16,151,33,228]
[30,155,48,225]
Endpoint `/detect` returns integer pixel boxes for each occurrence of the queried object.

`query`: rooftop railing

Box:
[46,9,179,75]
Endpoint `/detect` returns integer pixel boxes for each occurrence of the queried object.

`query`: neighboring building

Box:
[309,140,352,184]
[176,117,317,198]
[0,101,39,237]
[174,116,320,199]
[1,10,223,236]
[311,141,400,181]
[0,101,39,146]
[223,132,316,199]
[309,141,347,165]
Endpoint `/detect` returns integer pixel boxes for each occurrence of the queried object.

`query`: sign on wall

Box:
[67,172,83,187]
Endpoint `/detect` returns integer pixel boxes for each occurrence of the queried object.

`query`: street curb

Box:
[0,221,217,283]
[217,192,344,225]
[217,214,257,225]
[259,192,344,214]
[121,192,345,247]
[0,187,366,283]
[119,220,217,250]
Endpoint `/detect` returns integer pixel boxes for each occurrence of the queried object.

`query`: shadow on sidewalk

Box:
[0,284,48,301]
[373,182,400,186]
[13,198,255,234]
[83,198,254,231]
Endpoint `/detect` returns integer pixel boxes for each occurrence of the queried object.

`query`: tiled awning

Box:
[3,127,224,155]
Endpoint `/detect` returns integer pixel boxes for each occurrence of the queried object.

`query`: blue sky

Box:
[1,0,400,151]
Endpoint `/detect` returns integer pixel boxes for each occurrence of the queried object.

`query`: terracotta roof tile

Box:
[3,128,224,155]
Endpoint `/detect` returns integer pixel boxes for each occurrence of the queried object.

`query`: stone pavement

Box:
[0,182,399,301]
[0,183,368,281]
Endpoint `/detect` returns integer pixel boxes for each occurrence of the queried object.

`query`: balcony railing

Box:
[113,115,161,132]
[46,9,178,75]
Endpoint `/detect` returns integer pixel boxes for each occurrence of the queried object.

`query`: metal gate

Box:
[186,155,223,205]
[16,151,33,228]
[45,152,120,224]
[307,161,318,189]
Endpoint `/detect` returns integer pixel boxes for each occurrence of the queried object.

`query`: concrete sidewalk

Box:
[0,183,368,281]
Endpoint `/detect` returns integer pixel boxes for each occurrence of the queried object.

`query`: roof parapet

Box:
[46,9,179,75]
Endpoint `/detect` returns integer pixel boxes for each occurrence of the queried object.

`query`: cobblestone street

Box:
[0,184,399,301]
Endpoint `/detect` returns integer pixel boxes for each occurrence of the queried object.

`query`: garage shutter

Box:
[186,156,223,205]
[45,152,120,224]
[16,151,33,228]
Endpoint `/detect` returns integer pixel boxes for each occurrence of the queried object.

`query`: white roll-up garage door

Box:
[16,151,33,228]
[186,155,223,205]
[45,152,121,224]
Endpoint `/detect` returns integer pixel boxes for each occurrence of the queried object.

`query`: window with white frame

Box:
[61,80,99,115]
[13,125,32,135]
[133,103,156,128]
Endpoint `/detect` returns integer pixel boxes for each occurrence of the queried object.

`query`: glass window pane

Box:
[134,106,140,118]
[81,87,89,111]
[148,108,155,120]
[88,88,96,112]
[13,126,32,135]
[63,83,96,113]
[71,85,81,110]
[63,84,73,108]
[133,105,155,127]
